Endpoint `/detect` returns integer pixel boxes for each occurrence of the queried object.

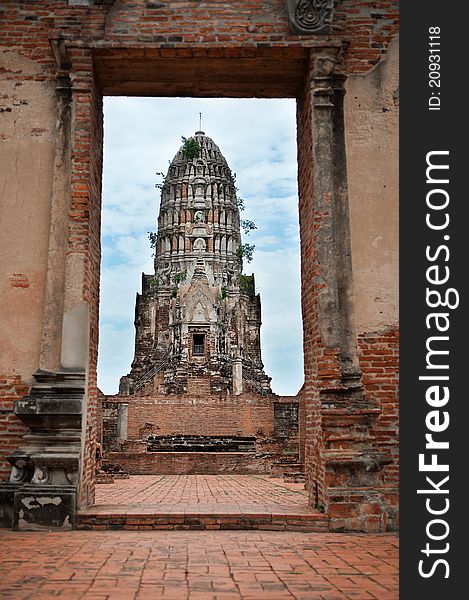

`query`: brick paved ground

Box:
[78,475,326,531]
[0,530,398,600]
[94,475,309,509]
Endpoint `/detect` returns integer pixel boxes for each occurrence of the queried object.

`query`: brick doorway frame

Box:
[4,40,392,533]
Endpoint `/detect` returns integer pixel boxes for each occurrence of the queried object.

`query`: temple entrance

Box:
[0,12,399,532]
[91,97,310,527]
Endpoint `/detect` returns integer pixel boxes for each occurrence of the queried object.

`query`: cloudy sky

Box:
[98,97,303,396]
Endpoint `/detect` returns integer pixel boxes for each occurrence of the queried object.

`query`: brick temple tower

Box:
[119,131,272,399]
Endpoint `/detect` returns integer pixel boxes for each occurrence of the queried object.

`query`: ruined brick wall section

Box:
[124,393,275,439]
[339,1,400,73]
[297,76,325,508]
[96,388,106,447]
[359,327,399,486]
[101,402,119,451]
[105,452,273,476]
[0,10,58,482]
[0,7,57,77]
[0,376,29,481]
[82,75,103,508]
[1,2,398,74]
[274,402,299,437]
[101,391,302,449]
[295,386,306,464]
[60,0,397,73]
[68,49,104,509]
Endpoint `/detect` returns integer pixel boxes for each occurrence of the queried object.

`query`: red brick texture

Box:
[104,452,274,476]
[0,376,29,482]
[95,388,105,447]
[66,48,104,509]
[125,393,275,439]
[317,328,399,531]
[296,73,325,508]
[0,530,399,599]
[100,381,302,433]
[359,327,399,486]
[0,1,399,78]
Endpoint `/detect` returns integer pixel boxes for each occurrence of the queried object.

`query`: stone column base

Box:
[328,488,388,533]
[0,483,19,528]
[9,485,76,531]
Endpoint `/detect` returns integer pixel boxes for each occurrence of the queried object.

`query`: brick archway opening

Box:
[77,46,330,515]
[90,93,312,530]
[1,29,398,534]
[70,45,391,533]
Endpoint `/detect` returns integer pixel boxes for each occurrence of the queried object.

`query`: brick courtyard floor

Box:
[0,530,398,600]
[92,475,310,511]
[78,475,327,531]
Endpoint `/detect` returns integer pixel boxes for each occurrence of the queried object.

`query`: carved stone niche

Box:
[286,0,339,36]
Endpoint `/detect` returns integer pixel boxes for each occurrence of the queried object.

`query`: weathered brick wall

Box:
[359,327,399,486]
[0,12,58,481]
[273,402,299,439]
[295,386,306,464]
[101,402,119,451]
[96,388,104,446]
[297,71,328,507]
[0,2,398,71]
[0,377,29,481]
[66,49,104,508]
[100,389,301,451]
[339,0,400,72]
[105,451,273,475]
[124,393,275,439]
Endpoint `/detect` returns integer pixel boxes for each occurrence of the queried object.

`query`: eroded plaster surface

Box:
[345,36,399,334]
[0,49,56,379]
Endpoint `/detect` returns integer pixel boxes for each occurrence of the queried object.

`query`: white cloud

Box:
[98,97,303,396]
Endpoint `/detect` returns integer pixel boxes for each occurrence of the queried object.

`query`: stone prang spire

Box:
[120,131,271,397]
[155,131,241,293]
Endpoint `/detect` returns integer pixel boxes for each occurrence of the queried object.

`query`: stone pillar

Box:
[0,45,103,530]
[117,403,129,444]
[309,48,359,381]
[10,371,85,530]
[232,358,243,396]
[0,41,85,531]
[308,49,392,532]
[39,40,73,373]
[331,73,360,384]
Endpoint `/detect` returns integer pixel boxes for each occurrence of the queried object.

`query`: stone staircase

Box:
[271,460,306,485]
[130,352,171,394]
[283,471,306,484]
[95,462,130,484]
[76,507,329,532]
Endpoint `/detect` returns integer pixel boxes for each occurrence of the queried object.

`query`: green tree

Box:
[237,243,255,263]
[181,136,200,159]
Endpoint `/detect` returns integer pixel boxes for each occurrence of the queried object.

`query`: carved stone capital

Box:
[309,48,340,108]
[311,48,339,79]
[286,0,339,36]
